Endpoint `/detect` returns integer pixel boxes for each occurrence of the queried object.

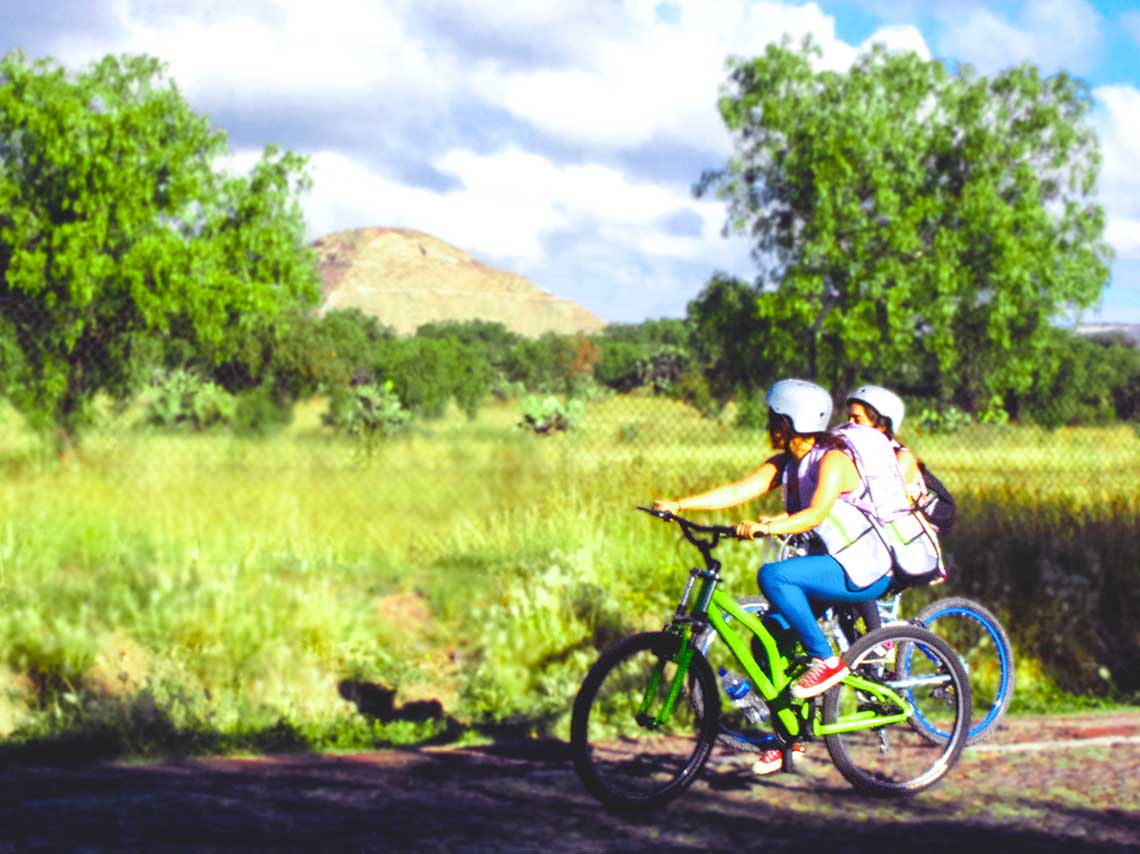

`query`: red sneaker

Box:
[751,749,782,776]
[751,744,805,776]
[791,657,849,699]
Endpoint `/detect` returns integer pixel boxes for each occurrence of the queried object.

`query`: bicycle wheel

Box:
[571,631,720,809]
[823,623,971,797]
[914,597,1015,745]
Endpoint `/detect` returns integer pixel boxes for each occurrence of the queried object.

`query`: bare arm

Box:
[655,455,782,514]
[738,450,860,538]
[896,447,924,501]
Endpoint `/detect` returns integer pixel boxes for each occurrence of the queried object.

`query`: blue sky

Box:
[3,0,1140,326]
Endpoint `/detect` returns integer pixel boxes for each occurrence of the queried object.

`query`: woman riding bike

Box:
[847,384,955,535]
[654,379,936,775]
[845,384,951,632]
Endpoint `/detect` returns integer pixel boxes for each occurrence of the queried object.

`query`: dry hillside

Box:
[312,227,605,337]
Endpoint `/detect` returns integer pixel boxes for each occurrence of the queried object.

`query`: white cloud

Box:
[1092,85,1140,260]
[303,145,732,262]
[1104,219,1140,258]
[50,0,458,112]
[936,0,1103,75]
[860,24,931,60]
[468,1,879,153]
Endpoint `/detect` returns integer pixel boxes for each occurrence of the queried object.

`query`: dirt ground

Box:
[1,711,1137,853]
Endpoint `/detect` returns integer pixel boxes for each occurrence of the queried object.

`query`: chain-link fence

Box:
[0,353,1137,755]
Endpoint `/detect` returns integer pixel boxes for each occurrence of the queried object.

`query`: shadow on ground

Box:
[1,726,1137,852]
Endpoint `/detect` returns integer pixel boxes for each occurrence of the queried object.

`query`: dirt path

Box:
[2,712,1138,852]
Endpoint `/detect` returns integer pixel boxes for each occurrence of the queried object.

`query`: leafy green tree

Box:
[0,51,319,446]
[593,318,689,350]
[375,336,494,419]
[504,332,601,396]
[686,274,776,401]
[305,308,393,390]
[1017,328,1140,426]
[592,318,692,392]
[592,339,643,390]
[415,320,520,371]
[696,38,1110,411]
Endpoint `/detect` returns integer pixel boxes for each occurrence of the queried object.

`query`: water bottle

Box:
[718,667,768,724]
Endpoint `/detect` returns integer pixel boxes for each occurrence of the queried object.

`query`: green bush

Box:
[913,404,972,434]
[323,381,410,447]
[142,370,235,430]
[517,396,585,434]
[459,559,629,729]
[232,388,292,437]
[734,389,768,431]
[666,368,721,419]
[977,395,1010,426]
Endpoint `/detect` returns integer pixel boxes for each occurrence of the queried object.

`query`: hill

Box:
[312,227,605,337]
[1075,322,1140,346]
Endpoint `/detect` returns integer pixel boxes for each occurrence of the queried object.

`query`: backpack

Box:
[916,462,956,534]
[829,423,946,581]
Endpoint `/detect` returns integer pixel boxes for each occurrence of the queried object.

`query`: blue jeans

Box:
[757,554,891,660]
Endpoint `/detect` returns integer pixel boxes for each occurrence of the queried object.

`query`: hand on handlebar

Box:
[735,520,766,539]
[736,516,778,540]
[652,499,681,515]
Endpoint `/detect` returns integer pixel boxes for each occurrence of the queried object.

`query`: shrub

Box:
[734,389,768,431]
[913,404,972,434]
[232,388,292,437]
[323,381,410,447]
[978,395,1010,426]
[517,396,585,434]
[142,370,235,430]
[667,368,721,419]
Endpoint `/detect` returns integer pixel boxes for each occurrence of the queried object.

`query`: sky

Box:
[3,0,1140,326]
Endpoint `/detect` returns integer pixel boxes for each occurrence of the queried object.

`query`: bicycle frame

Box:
[639,508,913,740]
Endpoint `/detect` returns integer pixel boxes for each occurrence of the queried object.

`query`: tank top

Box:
[782,424,942,584]
[781,440,892,587]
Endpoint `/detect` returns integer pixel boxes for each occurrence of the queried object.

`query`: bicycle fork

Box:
[636,634,694,728]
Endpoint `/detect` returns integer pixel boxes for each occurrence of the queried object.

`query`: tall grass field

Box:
[0,394,1136,758]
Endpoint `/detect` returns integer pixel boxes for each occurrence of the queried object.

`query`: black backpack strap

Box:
[917,461,957,534]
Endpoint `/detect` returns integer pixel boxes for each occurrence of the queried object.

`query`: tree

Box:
[503,333,598,395]
[415,319,521,371]
[0,52,319,446]
[686,274,775,401]
[696,38,1111,411]
[375,336,494,419]
[1018,328,1140,426]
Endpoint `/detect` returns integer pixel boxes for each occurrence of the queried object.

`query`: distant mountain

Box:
[312,227,605,337]
[1075,322,1140,346]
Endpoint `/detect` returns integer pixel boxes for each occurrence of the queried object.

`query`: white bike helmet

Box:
[766,379,832,434]
[848,385,905,434]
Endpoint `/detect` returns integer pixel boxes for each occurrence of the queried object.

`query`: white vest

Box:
[784,424,943,585]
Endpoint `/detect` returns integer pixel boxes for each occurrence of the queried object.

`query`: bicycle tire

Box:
[570,631,720,809]
[914,596,1015,745]
[823,623,972,797]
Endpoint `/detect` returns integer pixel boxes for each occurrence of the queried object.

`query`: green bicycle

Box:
[570,507,972,809]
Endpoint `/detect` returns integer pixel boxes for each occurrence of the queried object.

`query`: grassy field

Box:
[0,393,1136,757]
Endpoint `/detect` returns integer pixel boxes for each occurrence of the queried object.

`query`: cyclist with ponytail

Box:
[654,379,911,775]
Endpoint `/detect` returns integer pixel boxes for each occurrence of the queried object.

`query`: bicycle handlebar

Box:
[637,505,793,549]
[637,505,741,539]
